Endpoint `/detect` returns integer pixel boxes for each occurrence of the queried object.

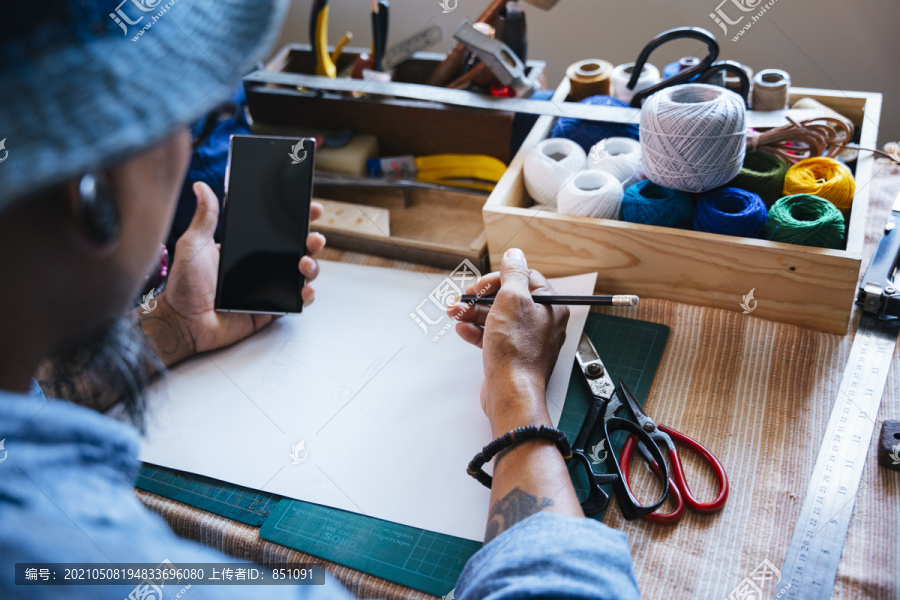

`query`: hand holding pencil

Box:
[448,249,570,426]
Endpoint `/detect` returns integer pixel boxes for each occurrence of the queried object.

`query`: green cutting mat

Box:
[136,464,280,526]
[259,312,669,596]
[261,501,481,596]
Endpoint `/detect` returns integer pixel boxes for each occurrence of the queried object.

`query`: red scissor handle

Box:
[620,435,684,524]
[658,425,729,513]
[620,426,729,523]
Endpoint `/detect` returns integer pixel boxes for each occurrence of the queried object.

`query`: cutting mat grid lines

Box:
[263,501,481,597]
[136,464,280,527]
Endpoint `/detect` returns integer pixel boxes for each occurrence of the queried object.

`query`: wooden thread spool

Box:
[566,59,613,101]
[752,69,791,111]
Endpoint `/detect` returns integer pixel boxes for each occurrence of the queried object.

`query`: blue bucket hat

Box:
[0,0,289,210]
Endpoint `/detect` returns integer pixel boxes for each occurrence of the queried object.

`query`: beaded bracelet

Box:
[467,425,573,488]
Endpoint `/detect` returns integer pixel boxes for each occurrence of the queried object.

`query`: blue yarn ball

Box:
[622,180,694,229]
[694,187,767,238]
[550,95,640,153]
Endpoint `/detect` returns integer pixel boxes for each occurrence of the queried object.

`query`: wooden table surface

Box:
[138,164,900,599]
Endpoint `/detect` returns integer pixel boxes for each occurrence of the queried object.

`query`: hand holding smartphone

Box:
[215,135,316,314]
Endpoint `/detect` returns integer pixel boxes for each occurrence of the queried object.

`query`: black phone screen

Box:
[215,135,315,314]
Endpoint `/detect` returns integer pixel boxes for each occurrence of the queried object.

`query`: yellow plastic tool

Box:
[415,154,507,192]
[330,31,353,65]
[311,0,337,78]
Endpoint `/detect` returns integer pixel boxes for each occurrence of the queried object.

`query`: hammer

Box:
[426,0,560,87]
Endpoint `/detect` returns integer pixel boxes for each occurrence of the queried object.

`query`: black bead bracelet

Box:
[467,425,572,488]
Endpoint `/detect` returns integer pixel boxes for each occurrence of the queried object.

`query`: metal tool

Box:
[370,0,389,72]
[777,191,900,599]
[495,0,528,63]
[626,27,750,107]
[426,0,559,88]
[452,19,535,97]
[313,173,490,195]
[382,24,444,71]
[878,420,900,471]
[243,70,831,130]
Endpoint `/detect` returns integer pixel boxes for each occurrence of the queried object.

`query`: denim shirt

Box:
[0,390,641,599]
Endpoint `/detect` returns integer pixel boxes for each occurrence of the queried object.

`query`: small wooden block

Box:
[878,420,900,472]
[314,198,390,238]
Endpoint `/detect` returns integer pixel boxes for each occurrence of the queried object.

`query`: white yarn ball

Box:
[640,83,747,193]
[611,62,661,105]
[587,137,645,188]
[524,138,586,207]
[557,169,624,219]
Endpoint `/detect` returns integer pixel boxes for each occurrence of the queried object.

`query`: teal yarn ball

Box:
[622,180,694,229]
[729,152,790,207]
[765,194,845,249]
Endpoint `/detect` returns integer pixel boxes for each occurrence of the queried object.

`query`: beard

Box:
[37,314,162,430]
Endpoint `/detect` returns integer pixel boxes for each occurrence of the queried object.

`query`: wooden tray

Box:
[311,183,489,273]
[240,43,549,272]
[244,44,546,162]
[482,79,882,334]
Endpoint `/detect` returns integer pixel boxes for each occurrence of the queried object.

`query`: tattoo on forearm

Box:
[485,487,555,543]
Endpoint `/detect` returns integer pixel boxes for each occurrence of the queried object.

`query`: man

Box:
[0,1,641,598]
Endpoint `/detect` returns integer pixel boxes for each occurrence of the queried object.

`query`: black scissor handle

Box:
[628,27,720,107]
[569,451,617,516]
[697,60,750,106]
[602,416,670,520]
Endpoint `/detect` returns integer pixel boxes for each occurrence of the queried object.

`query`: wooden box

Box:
[483,79,882,334]
[244,44,546,163]
[242,44,547,272]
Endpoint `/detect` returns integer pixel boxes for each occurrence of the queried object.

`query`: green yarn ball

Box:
[730,152,790,208]
[765,194,845,249]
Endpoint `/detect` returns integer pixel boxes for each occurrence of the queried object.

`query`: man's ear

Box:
[65,172,120,255]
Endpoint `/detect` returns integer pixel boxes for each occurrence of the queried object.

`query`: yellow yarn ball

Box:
[783,157,855,215]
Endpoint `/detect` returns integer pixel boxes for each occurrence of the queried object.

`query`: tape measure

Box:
[778,191,900,598]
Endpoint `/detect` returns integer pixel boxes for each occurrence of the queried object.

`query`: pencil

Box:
[456,294,640,307]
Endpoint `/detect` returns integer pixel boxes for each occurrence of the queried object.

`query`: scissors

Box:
[626,27,750,107]
[571,333,729,522]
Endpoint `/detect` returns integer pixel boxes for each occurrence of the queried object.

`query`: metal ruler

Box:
[777,316,898,598]
[242,71,832,130]
[383,25,444,72]
[778,191,900,599]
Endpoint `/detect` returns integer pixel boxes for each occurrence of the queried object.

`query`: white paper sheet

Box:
[139,261,595,541]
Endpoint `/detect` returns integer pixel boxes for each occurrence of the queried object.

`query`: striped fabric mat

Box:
[139,164,900,599]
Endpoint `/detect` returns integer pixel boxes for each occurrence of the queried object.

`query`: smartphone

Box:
[215,135,316,314]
